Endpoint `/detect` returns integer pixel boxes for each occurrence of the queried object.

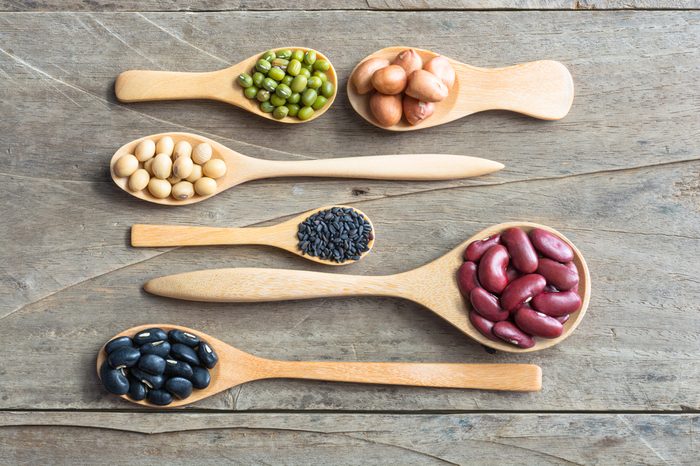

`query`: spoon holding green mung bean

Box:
[115,47,337,123]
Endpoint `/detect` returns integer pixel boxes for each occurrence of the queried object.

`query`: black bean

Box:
[133,328,168,346]
[165,377,194,400]
[100,361,129,395]
[197,341,218,369]
[107,346,141,369]
[147,389,173,406]
[139,340,171,358]
[164,359,194,379]
[105,336,133,354]
[190,366,211,389]
[168,329,200,347]
[137,354,166,376]
[127,376,148,401]
[130,367,165,390]
[171,343,201,367]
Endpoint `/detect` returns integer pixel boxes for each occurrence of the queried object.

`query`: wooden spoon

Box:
[115,47,336,123]
[348,47,574,131]
[97,324,542,407]
[110,132,505,206]
[131,205,375,266]
[145,222,590,353]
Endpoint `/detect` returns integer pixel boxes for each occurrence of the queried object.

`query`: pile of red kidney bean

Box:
[457,227,582,348]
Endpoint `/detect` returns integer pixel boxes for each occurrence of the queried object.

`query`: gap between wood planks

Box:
[0,408,698,414]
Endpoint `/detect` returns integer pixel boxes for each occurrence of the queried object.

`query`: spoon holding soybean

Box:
[348,46,574,131]
[131,205,375,266]
[115,47,337,123]
[145,222,591,353]
[97,324,542,407]
[110,132,505,206]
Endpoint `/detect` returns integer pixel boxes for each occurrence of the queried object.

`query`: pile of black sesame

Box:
[99,327,218,406]
[297,207,374,263]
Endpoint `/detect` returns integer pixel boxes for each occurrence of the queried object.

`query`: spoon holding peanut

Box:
[110,132,505,206]
[97,324,542,407]
[131,205,375,266]
[144,222,591,353]
[348,46,574,131]
[115,47,337,123]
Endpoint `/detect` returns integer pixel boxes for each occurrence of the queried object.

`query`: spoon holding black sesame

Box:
[132,205,375,266]
[144,222,590,353]
[97,324,542,407]
[111,132,504,206]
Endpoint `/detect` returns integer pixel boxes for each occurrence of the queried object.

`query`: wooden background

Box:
[1,1,698,464]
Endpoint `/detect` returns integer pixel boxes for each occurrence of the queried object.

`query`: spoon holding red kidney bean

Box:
[457,225,586,349]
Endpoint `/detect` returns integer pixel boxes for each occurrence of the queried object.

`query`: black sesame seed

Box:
[296,207,373,263]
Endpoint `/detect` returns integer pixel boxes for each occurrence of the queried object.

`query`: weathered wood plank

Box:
[0,11,698,413]
[1,0,698,11]
[1,412,697,465]
[0,160,698,411]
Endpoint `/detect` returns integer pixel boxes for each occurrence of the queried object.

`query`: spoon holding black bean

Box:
[97,324,542,407]
[131,205,376,266]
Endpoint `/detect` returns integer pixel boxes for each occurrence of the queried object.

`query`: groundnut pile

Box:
[351,49,455,127]
[113,136,227,201]
[100,327,218,406]
[458,227,582,348]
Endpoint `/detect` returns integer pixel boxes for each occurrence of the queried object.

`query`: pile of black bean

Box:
[99,327,218,405]
[297,207,374,263]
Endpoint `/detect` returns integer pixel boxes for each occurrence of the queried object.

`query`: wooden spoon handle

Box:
[251,154,503,181]
[459,60,574,120]
[115,70,229,102]
[131,225,268,247]
[144,268,402,302]
[267,361,541,392]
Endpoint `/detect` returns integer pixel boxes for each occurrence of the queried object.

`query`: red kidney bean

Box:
[464,234,501,262]
[531,290,582,317]
[469,310,499,341]
[500,274,547,311]
[556,314,570,324]
[514,306,564,338]
[501,227,539,273]
[478,245,509,294]
[537,259,579,291]
[470,287,509,322]
[529,228,574,263]
[457,262,481,298]
[492,321,535,348]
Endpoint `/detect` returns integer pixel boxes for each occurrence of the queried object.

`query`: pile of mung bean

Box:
[100,327,218,406]
[236,49,335,121]
[113,136,226,201]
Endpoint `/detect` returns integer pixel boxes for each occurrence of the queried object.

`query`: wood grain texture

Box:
[1,412,697,465]
[1,1,699,11]
[0,3,698,441]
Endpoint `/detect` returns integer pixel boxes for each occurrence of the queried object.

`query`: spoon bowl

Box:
[348,46,574,131]
[131,205,376,266]
[145,222,590,353]
[97,324,542,407]
[115,47,337,123]
[110,132,505,205]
